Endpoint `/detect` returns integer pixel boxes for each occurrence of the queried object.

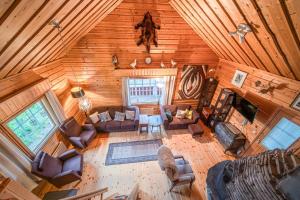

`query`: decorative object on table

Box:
[105,139,162,165]
[291,93,300,111]
[231,69,247,88]
[59,117,96,149]
[229,23,252,43]
[130,59,137,69]
[31,149,83,187]
[157,145,195,191]
[255,79,288,95]
[112,54,119,69]
[50,19,85,99]
[170,59,177,68]
[135,11,160,53]
[176,65,207,99]
[197,78,218,115]
[160,61,165,68]
[209,88,235,130]
[188,124,204,138]
[214,122,246,155]
[145,56,152,64]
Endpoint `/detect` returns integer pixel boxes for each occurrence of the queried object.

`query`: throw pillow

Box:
[125,110,135,120]
[89,112,99,123]
[165,111,173,122]
[114,111,126,121]
[185,110,193,120]
[99,111,112,122]
[175,109,186,119]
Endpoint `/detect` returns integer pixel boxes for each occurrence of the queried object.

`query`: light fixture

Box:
[50,19,85,98]
[78,96,92,117]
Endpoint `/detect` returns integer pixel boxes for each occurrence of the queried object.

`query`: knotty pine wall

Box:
[63,0,218,109]
[212,59,300,152]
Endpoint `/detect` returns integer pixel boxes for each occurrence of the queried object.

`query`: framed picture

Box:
[291,93,300,111]
[231,70,247,88]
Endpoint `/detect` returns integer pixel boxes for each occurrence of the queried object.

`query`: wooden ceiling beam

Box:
[170,1,226,59]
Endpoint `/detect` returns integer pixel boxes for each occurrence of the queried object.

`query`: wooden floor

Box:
[36,122,232,200]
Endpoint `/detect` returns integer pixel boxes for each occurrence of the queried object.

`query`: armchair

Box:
[157,145,195,191]
[31,149,83,187]
[60,117,96,149]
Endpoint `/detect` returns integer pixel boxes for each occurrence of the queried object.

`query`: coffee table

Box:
[139,114,149,133]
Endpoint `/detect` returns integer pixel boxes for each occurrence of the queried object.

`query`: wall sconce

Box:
[112,55,119,69]
[171,59,177,68]
[229,23,252,43]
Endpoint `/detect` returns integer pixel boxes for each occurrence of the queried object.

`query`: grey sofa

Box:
[157,145,195,191]
[160,104,200,130]
[86,106,140,133]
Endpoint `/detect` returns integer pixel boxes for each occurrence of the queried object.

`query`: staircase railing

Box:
[60,187,108,200]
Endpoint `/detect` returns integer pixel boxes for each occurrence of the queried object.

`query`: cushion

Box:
[114,111,126,121]
[277,167,300,200]
[64,119,81,137]
[99,111,112,122]
[125,110,135,120]
[89,112,99,124]
[105,120,121,130]
[185,110,193,120]
[38,153,62,177]
[175,109,186,119]
[177,104,191,111]
[62,155,82,175]
[163,105,177,115]
[165,111,173,122]
[108,106,123,118]
[80,130,95,144]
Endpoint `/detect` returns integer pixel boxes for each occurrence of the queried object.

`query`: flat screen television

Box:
[233,93,258,123]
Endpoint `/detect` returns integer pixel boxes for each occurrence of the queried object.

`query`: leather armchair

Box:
[157,145,195,191]
[31,149,83,187]
[60,117,96,149]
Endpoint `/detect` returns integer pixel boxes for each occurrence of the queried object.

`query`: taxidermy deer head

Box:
[255,80,287,95]
[135,12,160,53]
[229,23,252,43]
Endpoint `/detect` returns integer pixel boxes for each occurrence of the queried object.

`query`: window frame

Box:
[127,77,165,105]
[2,97,59,158]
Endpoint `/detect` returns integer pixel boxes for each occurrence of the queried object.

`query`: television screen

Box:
[233,94,258,123]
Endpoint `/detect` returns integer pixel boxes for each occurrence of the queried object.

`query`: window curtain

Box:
[0,130,38,190]
[122,77,129,106]
[45,90,66,123]
[161,76,176,105]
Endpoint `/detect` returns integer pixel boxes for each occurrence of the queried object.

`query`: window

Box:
[6,99,58,153]
[128,78,165,105]
[261,118,300,150]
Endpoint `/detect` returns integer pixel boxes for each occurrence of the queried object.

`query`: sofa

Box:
[31,149,83,187]
[86,106,140,132]
[160,104,200,130]
[59,117,96,149]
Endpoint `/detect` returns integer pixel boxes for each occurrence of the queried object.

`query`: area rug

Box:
[105,139,163,165]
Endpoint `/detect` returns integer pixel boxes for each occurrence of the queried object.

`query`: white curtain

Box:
[45,90,66,123]
[161,76,176,105]
[122,77,129,106]
[0,132,38,190]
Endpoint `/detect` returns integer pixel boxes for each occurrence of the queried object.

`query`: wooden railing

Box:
[60,187,108,200]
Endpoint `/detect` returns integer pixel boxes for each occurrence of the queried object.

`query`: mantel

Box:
[112,68,178,77]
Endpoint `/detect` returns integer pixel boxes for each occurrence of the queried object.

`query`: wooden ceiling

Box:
[0,0,299,81]
[170,0,300,80]
[0,0,122,79]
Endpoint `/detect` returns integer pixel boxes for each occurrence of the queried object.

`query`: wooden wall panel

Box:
[212,59,300,151]
[170,0,300,80]
[0,0,123,79]
[63,0,218,108]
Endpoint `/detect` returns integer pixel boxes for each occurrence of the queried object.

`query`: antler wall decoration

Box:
[255,80,287,95]
[229,23,252,43]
